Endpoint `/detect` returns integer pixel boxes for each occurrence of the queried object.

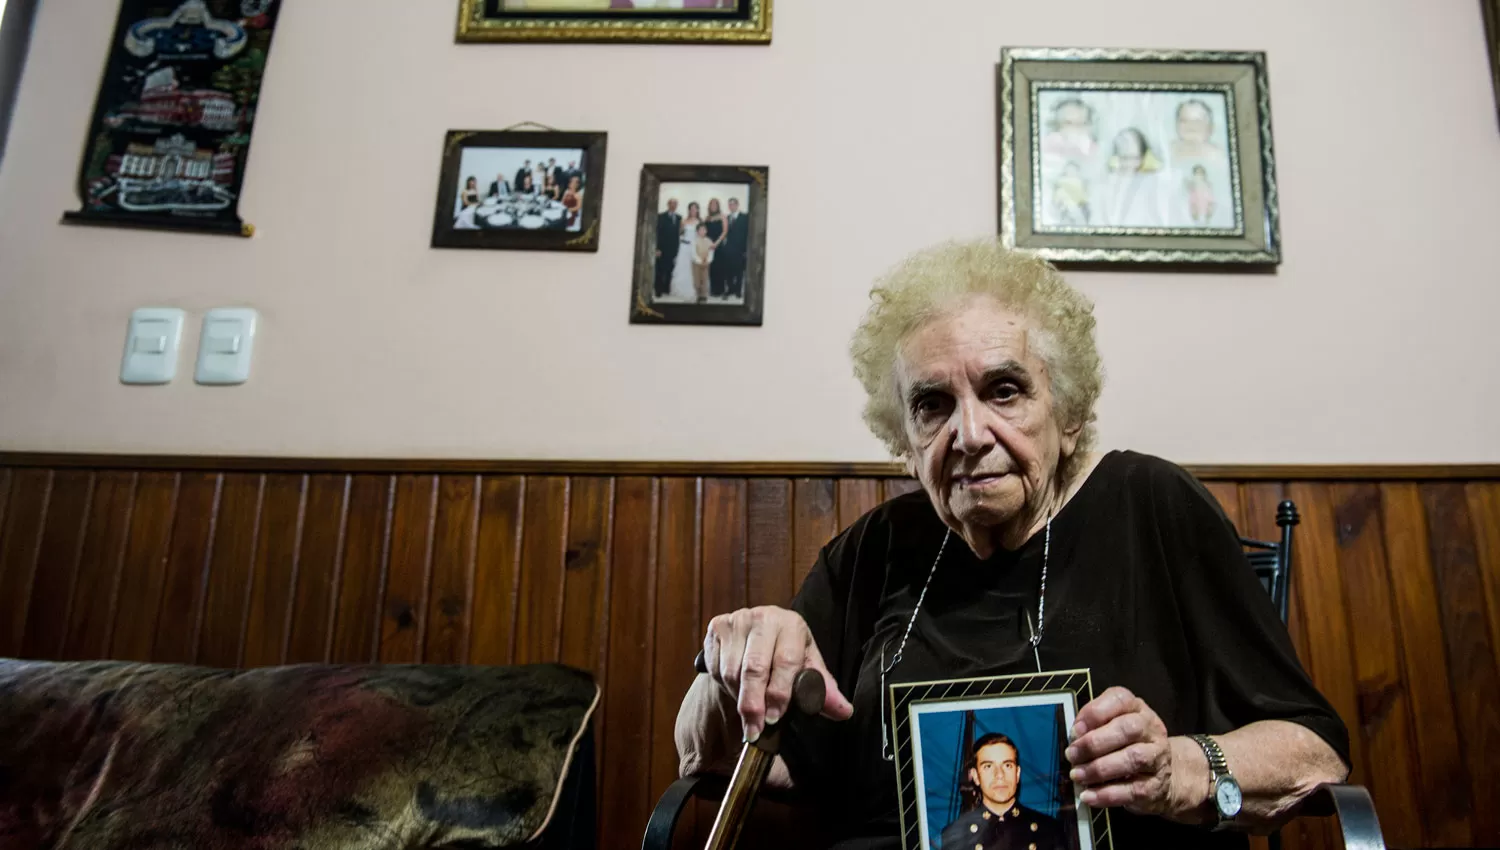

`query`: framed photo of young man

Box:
[629,163,768,326]
[455,0,772,44]
[890,670,1112,850]
[998,48,1281,266]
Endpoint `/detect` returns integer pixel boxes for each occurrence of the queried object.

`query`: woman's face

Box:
[895,296,1079,556]
[708,200,721,216]
[1054,102,1093,140]
[1112,131,1144,173]
[688,203,700,218]
[466,178,476,190]
[1177,103,1212,144]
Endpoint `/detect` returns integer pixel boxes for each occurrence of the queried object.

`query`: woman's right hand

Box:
[702,606,854,743]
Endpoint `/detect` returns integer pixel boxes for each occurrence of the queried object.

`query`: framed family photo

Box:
[430,129,606,252]
[890,669,1112,850]
[998,48,1281,265]
[630,163,768,326]
[455,0,772,44]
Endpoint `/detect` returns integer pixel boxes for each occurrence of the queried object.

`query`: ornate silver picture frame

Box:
[998,48,1280,266]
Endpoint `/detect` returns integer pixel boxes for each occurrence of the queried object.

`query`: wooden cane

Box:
[694,652,826,850]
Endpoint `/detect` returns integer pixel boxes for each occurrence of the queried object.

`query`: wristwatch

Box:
[1190,734,1242,829]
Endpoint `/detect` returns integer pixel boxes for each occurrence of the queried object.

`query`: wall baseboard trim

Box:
[3,452,1498,481]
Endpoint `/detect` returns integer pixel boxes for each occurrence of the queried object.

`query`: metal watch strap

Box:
[1191,734,1234,828]
[1191,733,1229,777]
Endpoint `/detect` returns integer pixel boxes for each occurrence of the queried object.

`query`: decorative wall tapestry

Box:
[63,0,282,237]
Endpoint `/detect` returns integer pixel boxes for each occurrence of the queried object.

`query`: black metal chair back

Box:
[1239,498,1300,850]
[1240,499,1300,625]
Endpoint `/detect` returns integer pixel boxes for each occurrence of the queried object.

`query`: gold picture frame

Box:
[456,0,772,44]
[998,48,1281,266]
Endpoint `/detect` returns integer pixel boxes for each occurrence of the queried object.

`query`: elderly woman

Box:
[675,241,1348,849]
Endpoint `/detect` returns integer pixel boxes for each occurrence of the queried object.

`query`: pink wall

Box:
[1,0,1497,463]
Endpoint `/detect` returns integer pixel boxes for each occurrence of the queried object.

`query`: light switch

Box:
[121,307,186,385]
[195,307,257,385]
[132,335,168,355]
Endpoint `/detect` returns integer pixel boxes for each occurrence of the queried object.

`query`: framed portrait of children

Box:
[998,48,1281,266]
[629,163,768,326]
[889,669,1112,850]
[455,0,772,44]
[430,129,606,252]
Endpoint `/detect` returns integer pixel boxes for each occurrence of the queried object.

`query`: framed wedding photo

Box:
[998,48,1281,266]
[889,669,1112,850]
[455,0,772,44]
[430,129,606,253]
[629,163,768,326]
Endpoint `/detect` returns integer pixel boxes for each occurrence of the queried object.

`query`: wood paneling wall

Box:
[1,457,1498,850]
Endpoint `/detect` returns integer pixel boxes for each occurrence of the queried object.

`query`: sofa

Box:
[0,660,598,850]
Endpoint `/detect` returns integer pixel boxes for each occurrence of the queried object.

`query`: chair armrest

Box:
[642,775,728,850]
[1297,783,1385,850]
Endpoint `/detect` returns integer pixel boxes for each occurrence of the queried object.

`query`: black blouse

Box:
[782,450,1349,849]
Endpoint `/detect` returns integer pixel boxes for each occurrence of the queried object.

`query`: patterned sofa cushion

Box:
[0,660,599,850]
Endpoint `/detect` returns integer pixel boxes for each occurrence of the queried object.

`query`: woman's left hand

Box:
[1065,686,1196,818]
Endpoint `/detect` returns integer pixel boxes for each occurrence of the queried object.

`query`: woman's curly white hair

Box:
[849,240,1105,484]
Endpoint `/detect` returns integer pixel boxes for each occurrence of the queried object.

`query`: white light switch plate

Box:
[195,307,258,385]
[121,307,186,385]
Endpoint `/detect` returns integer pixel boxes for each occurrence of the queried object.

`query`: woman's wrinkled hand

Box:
[702,606,854,743]
[1065,686,1198,818]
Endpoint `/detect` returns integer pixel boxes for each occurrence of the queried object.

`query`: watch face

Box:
[1215,777,1243,818]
